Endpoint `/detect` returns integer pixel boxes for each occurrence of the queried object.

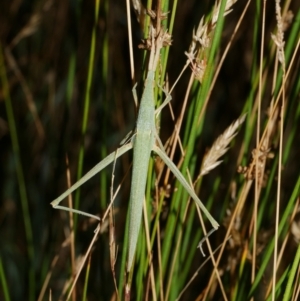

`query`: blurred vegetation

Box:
[0,0,299,301]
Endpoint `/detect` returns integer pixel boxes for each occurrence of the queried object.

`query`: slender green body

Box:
[51,53,219,275]
[127,70,156,271]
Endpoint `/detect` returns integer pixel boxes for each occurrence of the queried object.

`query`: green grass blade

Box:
[249,176,300,297]
[0,256,11,301]
[283,244,300,301]
[0,44,35,301]
[74,0,101,228]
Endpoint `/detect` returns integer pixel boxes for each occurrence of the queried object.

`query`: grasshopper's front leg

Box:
[51,143,133,219]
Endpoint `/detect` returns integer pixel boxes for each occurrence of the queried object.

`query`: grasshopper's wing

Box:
[153,144,219,229]
[51,142,133,208]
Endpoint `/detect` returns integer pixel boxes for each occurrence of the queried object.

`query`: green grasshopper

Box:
[51,27,219,272]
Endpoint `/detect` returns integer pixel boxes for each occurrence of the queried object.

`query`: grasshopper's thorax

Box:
[136,70,155,132]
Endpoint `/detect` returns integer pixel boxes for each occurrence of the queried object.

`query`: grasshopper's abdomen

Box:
[127,131,153,271]
[127,70,156,271]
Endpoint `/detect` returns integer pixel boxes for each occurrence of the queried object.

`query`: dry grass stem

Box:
[185,0,238,82]
[188,0,238,56]
[271,0,286,68]
[200,113,246,176]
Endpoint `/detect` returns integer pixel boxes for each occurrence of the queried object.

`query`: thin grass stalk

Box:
[0,44,35,301]
[233,246,248,300]
[257,95,299,230]
[252,0,266,290]
[150,183,165,247]
[179,177,221,287]
[265,267,289,300]
[136,228,146,300]
[82,255,92,301]
[100,0,110,211]
[242,0,261,159]
[282,91,300,163]
[282,61,300,159]
[284,245,300,301]
[73,0,101,229]
[256,159,278,236]
[65,157,76,301]
[272,3,287,297]
[118,207,130,299]
[146,158,156,239]
[0,256,11,301]
[151,188,167,297]
[285,9,300,60]
[248,169,298,298]
[271,203,300,299]
[175,175,222,294]
[135,159,154,295]
[157,0,177,93]
[248,176,300,297]
[153,2,174,111]
[144,208,156,301]
[164,188,194,300]
[172,175,223,298]
[203,177,252,300]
